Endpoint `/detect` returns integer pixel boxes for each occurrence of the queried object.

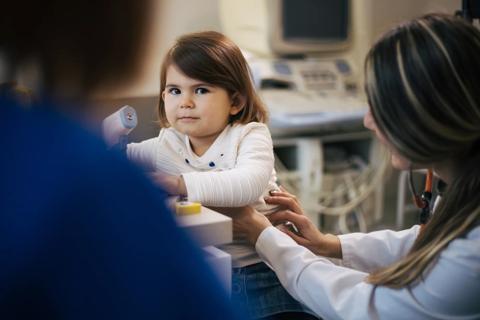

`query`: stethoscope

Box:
[408,168,434,229]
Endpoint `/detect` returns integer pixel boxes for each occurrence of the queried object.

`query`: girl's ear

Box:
[161,90,166,101]
[230,92,246,115]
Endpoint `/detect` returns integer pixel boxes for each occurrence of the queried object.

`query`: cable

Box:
[275,140,390,223]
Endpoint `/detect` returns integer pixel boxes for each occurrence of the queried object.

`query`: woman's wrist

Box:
[316,234,342,259]
[247,211,272,245]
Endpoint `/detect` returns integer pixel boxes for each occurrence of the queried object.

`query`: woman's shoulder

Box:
[457,224,480,248]
[415,225,480,315]
[467,225,480,238]
[441,225,480,263]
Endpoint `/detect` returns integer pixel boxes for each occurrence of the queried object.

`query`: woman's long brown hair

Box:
[364,14,480,287]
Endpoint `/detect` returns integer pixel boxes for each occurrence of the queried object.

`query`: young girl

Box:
[127,31,317,319]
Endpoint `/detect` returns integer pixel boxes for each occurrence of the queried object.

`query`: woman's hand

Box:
[266,187,342,259]
[149,173,187,196]
[231,206,272,245]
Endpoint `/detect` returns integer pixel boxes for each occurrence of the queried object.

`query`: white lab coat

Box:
[256,224,480,319]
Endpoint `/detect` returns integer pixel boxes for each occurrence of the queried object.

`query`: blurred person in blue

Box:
[0,1,245,319]
[234,14,480,320]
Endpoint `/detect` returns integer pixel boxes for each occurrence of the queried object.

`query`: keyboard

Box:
[260,90,368,136]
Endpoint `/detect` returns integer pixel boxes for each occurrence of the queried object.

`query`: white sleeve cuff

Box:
[338,233,357,269]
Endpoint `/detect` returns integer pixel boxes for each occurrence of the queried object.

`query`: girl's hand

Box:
[149,173,187,196]
[231,206,272,245]
[265,186,342,259]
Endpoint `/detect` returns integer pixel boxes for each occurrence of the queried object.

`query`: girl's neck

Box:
[189,133,221,157]
[187,123,231,157]
[189,139,211,157]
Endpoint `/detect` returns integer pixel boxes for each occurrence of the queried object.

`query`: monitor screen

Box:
[219,0,352,56]
[282,0,349,43]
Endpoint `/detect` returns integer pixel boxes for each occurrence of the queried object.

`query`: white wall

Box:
[113,0,222,98]
[110,0,461,98]
[350,0,460,88]
[370,0,461,38]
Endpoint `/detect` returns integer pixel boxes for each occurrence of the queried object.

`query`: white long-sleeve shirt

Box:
[256,224,480,319]
[127,122,279,267]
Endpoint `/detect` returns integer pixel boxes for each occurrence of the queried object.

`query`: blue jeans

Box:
[232,262,316,319]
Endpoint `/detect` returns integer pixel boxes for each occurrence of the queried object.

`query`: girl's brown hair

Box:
[364,14,480,288]
[157,31,268,127]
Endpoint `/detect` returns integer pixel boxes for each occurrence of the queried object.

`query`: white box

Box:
[203,246,232,295]
[176,206,232,247]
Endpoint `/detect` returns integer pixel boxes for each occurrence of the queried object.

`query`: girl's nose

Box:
[180,97,194,109]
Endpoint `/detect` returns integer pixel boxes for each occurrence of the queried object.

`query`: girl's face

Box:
[363,109,411,170]
[162,64,243,154]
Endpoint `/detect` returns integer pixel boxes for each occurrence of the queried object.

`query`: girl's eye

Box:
[168,88,181,95]
[195,87,209,94]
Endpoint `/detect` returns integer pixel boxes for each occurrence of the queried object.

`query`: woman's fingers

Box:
[265,195,303,214]
[268,210,309,227]
[265,194,295,205]
[269,186,301,206]
[270,188,298,200]
[267,210,291,224]
[283,229,309,246]
[268,191,296,199]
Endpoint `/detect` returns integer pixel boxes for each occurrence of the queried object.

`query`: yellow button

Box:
[175,201,202,215]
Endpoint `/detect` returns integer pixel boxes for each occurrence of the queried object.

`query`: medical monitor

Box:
[219,0,351,56]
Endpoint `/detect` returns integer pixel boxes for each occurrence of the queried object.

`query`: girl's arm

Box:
[126,136,161,171]
[182,123,275,207]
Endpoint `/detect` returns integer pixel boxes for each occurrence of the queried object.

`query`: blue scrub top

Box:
[0,98,246,319]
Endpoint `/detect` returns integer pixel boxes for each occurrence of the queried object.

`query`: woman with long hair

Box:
[234,14,480,319]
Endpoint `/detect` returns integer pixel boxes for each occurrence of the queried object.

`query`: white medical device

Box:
[102,105,138,150]
[219,0,351,57]
[250,58,367,137]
